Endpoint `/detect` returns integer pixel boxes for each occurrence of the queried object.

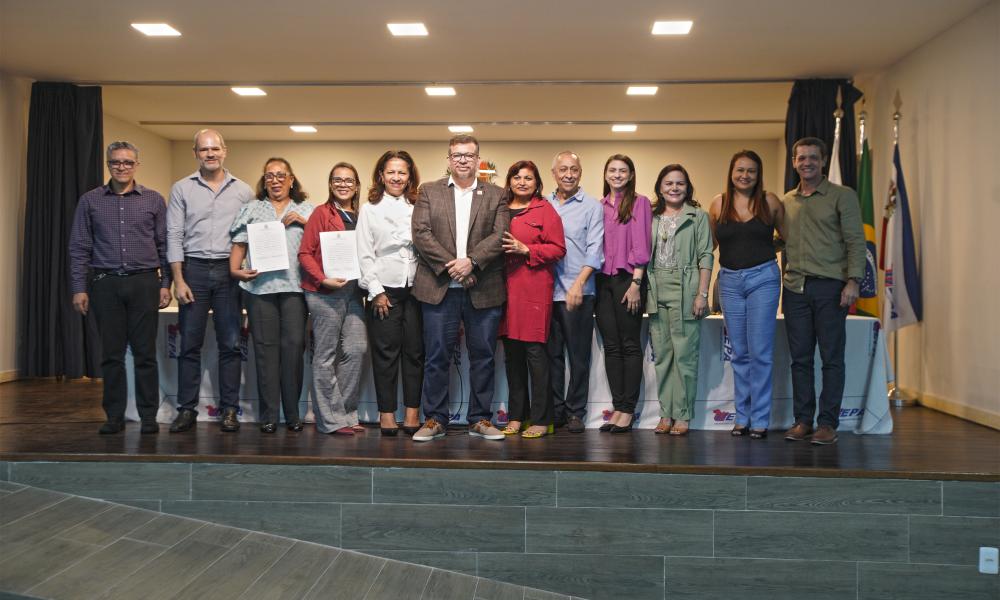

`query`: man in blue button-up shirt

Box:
[166,129,253,433]
[69,141,172,434]
[547,151,604,432]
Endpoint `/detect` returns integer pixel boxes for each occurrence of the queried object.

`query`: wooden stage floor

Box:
[1,379,997,481]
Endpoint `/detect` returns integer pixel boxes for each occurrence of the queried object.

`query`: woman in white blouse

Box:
[357,150,424,436]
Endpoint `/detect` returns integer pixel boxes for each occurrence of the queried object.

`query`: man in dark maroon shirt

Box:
[69,141,172,434]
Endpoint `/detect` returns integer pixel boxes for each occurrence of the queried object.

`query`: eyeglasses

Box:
[448,153,478,163]
[108,160,137,169]
[330,177,356,186]
[263,172,289,182]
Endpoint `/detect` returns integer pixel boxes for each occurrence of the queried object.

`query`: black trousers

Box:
[244,292,307,423]
[783,277,848,429]
[368,287,424,413]
[503,339,553,425]
[548,295,595,422]
[595,272,644,413]
[90,271,160,422]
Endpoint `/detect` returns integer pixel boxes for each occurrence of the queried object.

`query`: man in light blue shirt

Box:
[166,129,253,433]
[547,151,604,433]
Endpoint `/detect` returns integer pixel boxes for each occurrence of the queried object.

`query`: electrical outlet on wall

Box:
[980,547,999,575]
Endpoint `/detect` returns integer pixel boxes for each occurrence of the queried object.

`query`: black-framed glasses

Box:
[108,160,137,169]
[263,172,289,182]
[330,177,357,186]
[448,153,478,163]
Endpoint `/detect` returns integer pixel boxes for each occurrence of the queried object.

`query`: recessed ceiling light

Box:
[448,125,474,133]
[131,23,182,37]
[426,86,456,96]
[290,125,317,133]
[612,124,638,133]
[651,20,693,35]
[387,23,428,36]
[627,86,659,96]
[231,87,266,96]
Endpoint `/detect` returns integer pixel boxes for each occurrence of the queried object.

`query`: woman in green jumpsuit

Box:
[646,164,713,435]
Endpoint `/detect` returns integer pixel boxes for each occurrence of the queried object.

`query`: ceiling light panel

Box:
[131,23,181,36]
[627,86,659,96]
[425,86,456,96]
[290,125,317,133]
[388,23,428,36]
[448,125,474,133]
[612,124,638,132]
[231,87,267,96]
[651,20,693,35]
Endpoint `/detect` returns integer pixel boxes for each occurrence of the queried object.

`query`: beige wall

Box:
[103,113,173,197]
[169,139,781,211]
[862,0,999,424]
[0,74,31,380]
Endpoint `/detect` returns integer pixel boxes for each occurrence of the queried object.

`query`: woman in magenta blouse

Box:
[595,154,652,433]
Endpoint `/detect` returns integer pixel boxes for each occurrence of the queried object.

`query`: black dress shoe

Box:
[566,415,585,434]
[98,419,125,435]
[140,421,159,434]
[221,407,240,432]
[749,428,768,439]
[610,423,633,434]
[401,425,421,436]
[380,427,400,436]
[260,422,277,434]
[286,421,304,432]
[169,409,197,433]
[598,422,614,432]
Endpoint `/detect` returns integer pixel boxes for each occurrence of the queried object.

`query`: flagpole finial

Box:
[892,91,903,143]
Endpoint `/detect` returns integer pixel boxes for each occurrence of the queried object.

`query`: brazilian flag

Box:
[854,138,879,317]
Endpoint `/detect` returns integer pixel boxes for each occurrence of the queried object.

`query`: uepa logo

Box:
[839,408,865,419]
[712,409,736,423]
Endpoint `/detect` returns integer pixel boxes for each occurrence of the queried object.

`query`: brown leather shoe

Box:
[221,407,240,432]
[810,424,838,445]
[784,421,813,441]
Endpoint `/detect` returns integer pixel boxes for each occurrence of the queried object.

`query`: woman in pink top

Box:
[595,154,652,434]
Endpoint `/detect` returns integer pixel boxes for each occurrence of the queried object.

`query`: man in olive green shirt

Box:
[781,137,865,445]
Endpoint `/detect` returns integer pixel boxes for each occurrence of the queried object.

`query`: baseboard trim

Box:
[0,370,17,383]
[906,387,1000,431]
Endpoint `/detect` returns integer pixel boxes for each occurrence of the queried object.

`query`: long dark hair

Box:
[326,161,360,212]
[368,150,420,205]
[502,160,543,203]
[602,154,637,224]
[652,164,699,215]
[256,157,308,203]
[718,150,772,225]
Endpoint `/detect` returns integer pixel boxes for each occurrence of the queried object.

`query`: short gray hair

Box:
[552,150,581,170]
[106,140,139,161]
[193,128,226,150]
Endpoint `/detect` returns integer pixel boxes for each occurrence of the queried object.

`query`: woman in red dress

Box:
[498,160,566,438]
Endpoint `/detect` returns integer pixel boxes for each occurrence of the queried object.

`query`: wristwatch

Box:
[699,291,709,299]
[632,277,642,286]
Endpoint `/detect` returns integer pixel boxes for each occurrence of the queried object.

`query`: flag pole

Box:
[887,93,916,407]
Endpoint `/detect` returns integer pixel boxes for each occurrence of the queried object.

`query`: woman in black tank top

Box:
[708,150,786,439]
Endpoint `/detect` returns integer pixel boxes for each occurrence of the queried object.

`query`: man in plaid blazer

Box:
[410,135,510,442]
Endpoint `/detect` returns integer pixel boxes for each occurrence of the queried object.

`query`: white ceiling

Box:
[0,0,989,141]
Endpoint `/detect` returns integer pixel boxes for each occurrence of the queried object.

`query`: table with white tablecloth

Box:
[127,311,890,433]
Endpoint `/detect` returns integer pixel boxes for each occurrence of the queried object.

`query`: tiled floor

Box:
[0,483,583,600]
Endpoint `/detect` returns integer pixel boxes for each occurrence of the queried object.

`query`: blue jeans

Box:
[420,289,502,426]
[719,260,780,429]
[176,257,243,412]
[783,277,849,429]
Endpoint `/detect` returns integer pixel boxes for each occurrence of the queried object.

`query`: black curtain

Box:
[784,79,863,192]
[20,82,104,378]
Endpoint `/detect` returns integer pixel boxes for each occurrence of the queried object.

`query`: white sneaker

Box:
[412,419,446,442]
[468,420,505,441]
